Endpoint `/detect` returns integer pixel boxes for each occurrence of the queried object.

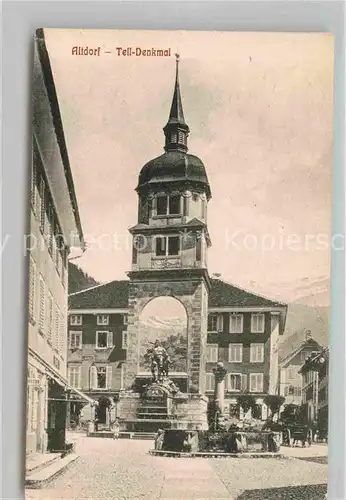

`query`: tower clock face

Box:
[133,235,146,250]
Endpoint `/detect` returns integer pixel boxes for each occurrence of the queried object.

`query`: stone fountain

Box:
[150,362,282,457]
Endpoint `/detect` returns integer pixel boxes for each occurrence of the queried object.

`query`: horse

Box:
[151,354,170,381]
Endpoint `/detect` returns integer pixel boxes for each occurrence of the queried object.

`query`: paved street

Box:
[26,435,328,500]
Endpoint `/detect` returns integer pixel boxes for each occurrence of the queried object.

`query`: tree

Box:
[236,393,257,419]
[280,403,305,424]
[264,394,286,419]
[68,262,99,294]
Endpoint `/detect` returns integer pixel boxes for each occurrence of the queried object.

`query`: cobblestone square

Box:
[26,435,328,500]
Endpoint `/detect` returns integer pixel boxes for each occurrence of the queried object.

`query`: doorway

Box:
[96,397,112,426]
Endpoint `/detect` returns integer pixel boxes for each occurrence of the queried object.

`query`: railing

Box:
[132,259,205,271]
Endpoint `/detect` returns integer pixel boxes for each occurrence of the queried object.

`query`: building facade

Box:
[68,278,287,422]
[278,332,322,408]
[67,55,287,425]
[299,348,329,430]
[27,30,84,454]
[67,294,128,426]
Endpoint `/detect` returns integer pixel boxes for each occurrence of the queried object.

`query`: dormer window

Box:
[171,133,177,143]
[178,131,185,144]
[156,194,181,216]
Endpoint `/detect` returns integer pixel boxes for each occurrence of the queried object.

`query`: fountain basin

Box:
[152,429,281,456]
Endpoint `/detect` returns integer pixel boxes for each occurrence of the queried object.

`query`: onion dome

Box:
[136,54,211,199]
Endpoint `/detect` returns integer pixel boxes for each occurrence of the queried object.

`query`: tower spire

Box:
[163,53,189,153]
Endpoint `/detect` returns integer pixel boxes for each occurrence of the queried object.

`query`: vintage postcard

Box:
[26,29,333,499]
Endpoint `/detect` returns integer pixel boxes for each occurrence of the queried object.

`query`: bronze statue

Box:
[146,339,171,382]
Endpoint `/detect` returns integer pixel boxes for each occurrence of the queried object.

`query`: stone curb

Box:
[149,450,287,459]
[25,454,80,489]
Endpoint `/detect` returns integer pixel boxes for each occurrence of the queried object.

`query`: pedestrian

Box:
[112,419,120,440]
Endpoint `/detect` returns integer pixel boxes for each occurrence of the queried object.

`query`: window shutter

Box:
[47,293,53,342]
[241,374,248,391]
[39,277,45,333]
[77,366,82,389]
[106,366,112,389]
[29,258,36,320]
[107,332,113,348]
[258,374,264,392]
[90,366,97,390]
[54,307,59,349]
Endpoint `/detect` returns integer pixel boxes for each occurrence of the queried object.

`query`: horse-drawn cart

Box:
[282,424,313,447]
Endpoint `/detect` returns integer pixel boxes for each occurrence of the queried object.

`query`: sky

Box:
[44,29,334,307]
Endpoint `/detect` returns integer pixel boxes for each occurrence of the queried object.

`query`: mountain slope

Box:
[279,303,330,361]
[68,262,100,294]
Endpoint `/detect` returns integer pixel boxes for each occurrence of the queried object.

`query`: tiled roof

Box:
[278,336,322,365]
[208,278,286,308]
[69,280,129,309]
[69,277,286,310]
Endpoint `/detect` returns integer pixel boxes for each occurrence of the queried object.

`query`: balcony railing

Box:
[132,258,204,271]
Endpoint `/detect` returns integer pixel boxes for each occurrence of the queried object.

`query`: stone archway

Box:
[125,278,209,393]
[138,296,188,374]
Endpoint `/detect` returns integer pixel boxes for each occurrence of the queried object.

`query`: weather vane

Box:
[175,52,180,63]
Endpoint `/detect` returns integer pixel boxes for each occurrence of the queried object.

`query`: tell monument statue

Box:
[146,339,171,382]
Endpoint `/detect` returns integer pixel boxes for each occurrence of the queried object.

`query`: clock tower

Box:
[125,55,212,394]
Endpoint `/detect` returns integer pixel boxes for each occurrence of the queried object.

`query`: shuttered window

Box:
[39,177,46,232]
[249,373,264,393]
[70,315,82,326]
[54,306,59,350]
[229,314,243,333]
[106,366,112,389]
[208,313,223,332]
[69,331,82,349]
[90,366,98,390]
[29,257,36,321]
[39,275,45,334]
[227,374,247,392]
[251,313,265,333]
[31,151,37,212]
[250,343,264,363]
[96,331,108,349]
[47,291,53,343]
[206,344,218,363]
[60,312,65,357]
[68,366,81,389]
[205,373,215,392]
[97,315,109,326]
[228,344,243,362]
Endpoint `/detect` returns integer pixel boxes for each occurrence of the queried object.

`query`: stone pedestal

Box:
[87,421,95,435]
[116,387,208,432]
[172,393,208,430]
[116,391,141,430]
[212,362,228,430]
